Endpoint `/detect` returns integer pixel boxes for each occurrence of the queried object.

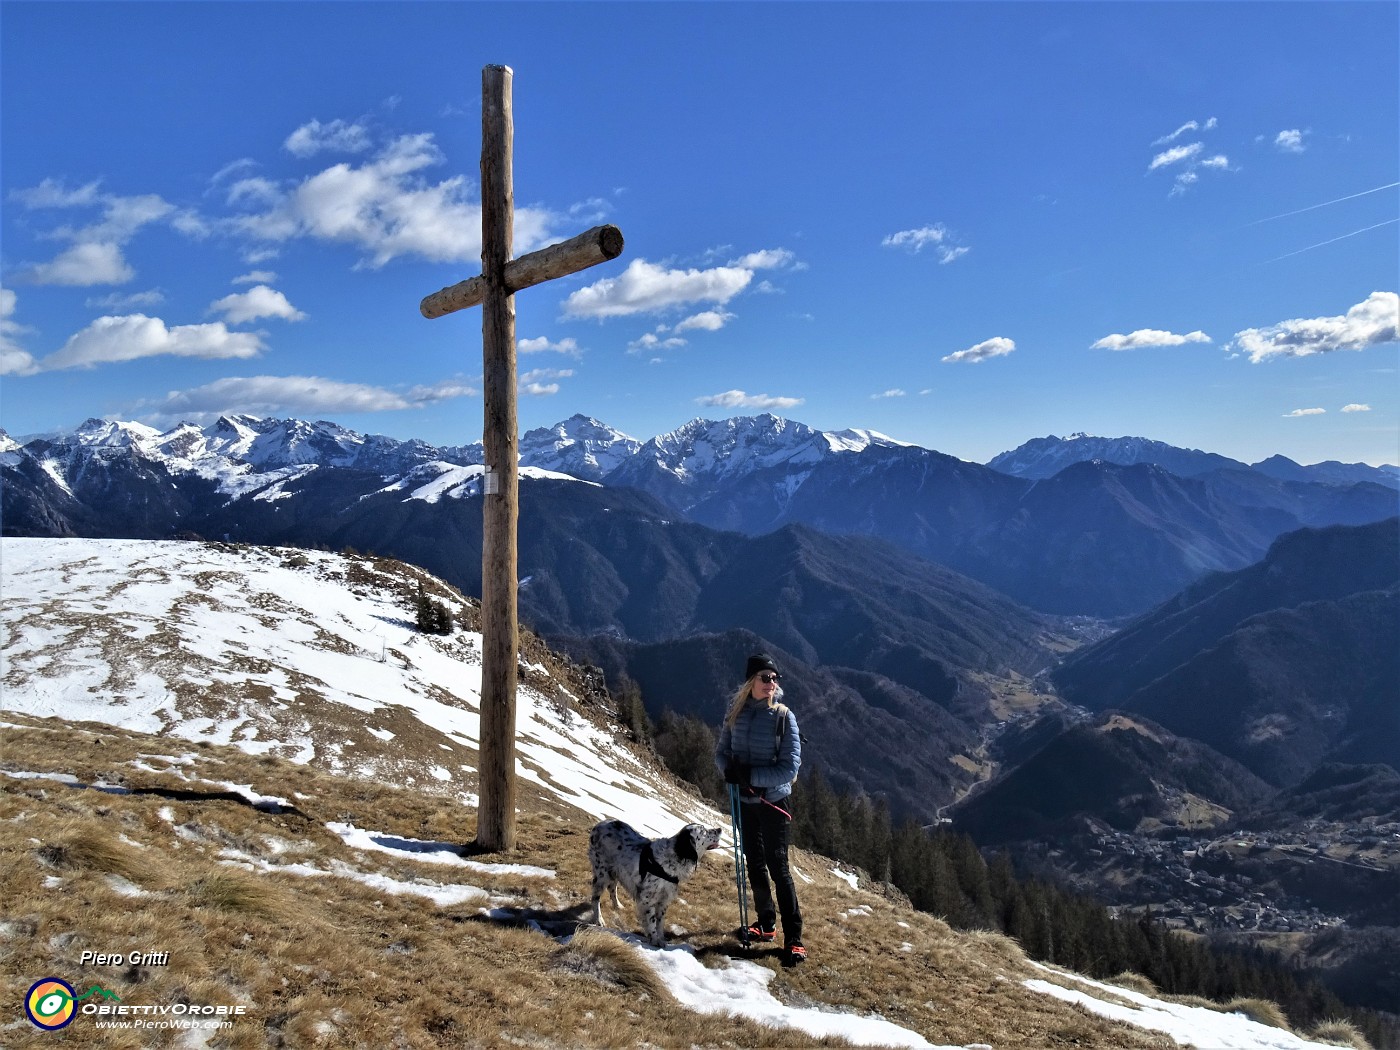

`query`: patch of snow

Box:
[637,939,949,1049]
[104,875,152,898]
[326,822,555,877]
[1024,964,1340,1049]
[831,867,859,890]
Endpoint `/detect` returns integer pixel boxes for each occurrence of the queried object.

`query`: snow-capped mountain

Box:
[5,412,1396,618]
[989,432,1399,489]
[988,432,1253,479]
[604,413,913,510]
[519,413,643,482]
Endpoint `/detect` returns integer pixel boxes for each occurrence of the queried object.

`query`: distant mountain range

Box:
[1054,518,1400,787]
[986,432,1399,489]
[4,413,1395,618]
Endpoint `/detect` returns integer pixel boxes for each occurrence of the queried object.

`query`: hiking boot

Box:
[786,941,807,964]
[745,923,776,942]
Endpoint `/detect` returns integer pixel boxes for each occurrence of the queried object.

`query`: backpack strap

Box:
[771,703,789,762]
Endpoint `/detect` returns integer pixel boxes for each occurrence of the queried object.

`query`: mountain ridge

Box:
[4,413,1396,621]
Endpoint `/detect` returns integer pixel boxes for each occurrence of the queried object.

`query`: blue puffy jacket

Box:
[714,691,802,804]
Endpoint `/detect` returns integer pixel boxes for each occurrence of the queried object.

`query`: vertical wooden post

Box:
[477,64,518,852]
[417,66,622,853]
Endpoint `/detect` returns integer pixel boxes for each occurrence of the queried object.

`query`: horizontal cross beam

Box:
[419,224,625,319]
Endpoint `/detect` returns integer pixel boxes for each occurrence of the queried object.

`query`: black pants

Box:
[739,796,802,945]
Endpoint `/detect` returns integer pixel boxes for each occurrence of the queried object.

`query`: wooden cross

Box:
[418,65,624,852]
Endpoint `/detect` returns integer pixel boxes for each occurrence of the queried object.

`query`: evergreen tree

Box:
[652,710,724,805]
[617,679,653,745]
[414,581,433,633]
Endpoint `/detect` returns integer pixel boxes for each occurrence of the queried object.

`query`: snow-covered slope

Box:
[0,537,700,838]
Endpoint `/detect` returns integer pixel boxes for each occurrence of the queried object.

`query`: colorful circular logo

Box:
[26,978,76,1030]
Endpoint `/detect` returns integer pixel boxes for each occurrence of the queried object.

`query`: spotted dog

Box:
[587,819,723,947]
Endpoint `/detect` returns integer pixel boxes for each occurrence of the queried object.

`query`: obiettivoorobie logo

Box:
[25,979,121,1031]
[26,979,75,1031]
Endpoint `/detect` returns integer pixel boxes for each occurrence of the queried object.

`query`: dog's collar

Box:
[639,842,679,885]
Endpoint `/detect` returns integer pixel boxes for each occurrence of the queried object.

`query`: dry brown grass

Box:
[553,927,673,999]
[38,817,153,883]
[1221,996,1292,1030]
[1111,971,1159,995]
[1,712,1190,1049]
[1309,1017,1374,1049]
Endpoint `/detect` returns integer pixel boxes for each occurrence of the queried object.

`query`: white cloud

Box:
[10,181,189,285]
[1341,403,1371,413]
[0,286,38,376]
[234,270,278,285]
[673,310,735,333]
[231,132,555,268]
[50,192,175,243]
[209,158,258,186]
[0,347,37,377]
[85,289,166,310]
[228,177,283,207]
[209,285,307,324]
[1170,171,1200,197]
[881,225,969,264]
[519,367,574,396]
[568,197,611,223]
[129,373,474,424]
[284,119,372,158]
[627,330,688,354]
[696,389,804,410]
[871,389,906,399]
[18,241,134,286]
[1091,329,1211,351]
[1148,143,1203,171]
[405,378,477,403]
[728,248,797,270]
[518,335,581,356]
[564,258,753,319]
[1152,118,1216,146]
[1229,291,1400,363]
[10,178,103,208]
[37,314,265,372]
[520,367,573,384]
[1147,121,1232,196]
[942,337,1016,364]
[1274,129,1307,154]
[1284,408,1325,417]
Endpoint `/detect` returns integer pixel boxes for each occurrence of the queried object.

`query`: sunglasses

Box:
[756,673,781,684]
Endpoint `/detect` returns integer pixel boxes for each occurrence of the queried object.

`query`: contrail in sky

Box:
[1245,181,1399,226]
[1263,218,1399,263]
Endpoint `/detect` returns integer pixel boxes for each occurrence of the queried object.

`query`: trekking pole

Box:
[728,784,751,948]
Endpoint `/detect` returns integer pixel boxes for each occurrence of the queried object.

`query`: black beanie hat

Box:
[745,652,779,680]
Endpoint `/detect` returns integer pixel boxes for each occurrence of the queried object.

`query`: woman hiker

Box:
[715,652,805,964]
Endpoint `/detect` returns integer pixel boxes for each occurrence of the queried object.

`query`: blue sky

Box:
[2,2,1397,466]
